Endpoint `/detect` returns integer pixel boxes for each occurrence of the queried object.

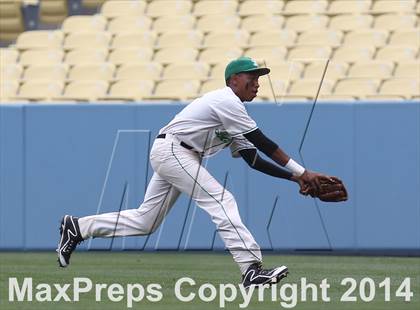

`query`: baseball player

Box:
[57,57,346,288]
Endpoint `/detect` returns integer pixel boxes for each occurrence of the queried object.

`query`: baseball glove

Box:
[308,176,348,202]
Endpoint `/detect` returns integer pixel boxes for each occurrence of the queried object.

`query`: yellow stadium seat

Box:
[23,64,68,81]
[0,0,24,42]
[115,63,163,81]
[379,78,419,99]
[65,48,108,65]
[250,30,297,47]
[257,78,288,101]
[288,46,332,61]
[394,62,420,78]
[297,30,343,47]
[304,61,349,80]
[157,30,203,48]
[288,79,334,98]
[68,63,115,81]
[199,47,242,64]
[371,0,415,14]
[285,15,329,32]
[111,31,157,49]
[334,78,380,98]
[108,48,153,65]
[16,80,64,101]
[147,0,192,17]
[20,49,64,66]
[196,14,240,33]
[204,30,250,48]
[193,0,238,17]
[1,63,22,81]
[150,79,200,100]
[327,0,371,14]
[318,95,357,101]
[268,62,304,81]
[162,62,210,80]
[239,0,284,16]
[241,15,284,33]
[283,0,328,15]
[16,31,63,50]
[417,2,420,14]
[344,29,389,47]
[246,46,287,63]
[374,14,417,31]
[333,46,375,62]
[389,30,420,47]
[59,80,109,101]
[0,48,19,65]
[153,15,196,33]
[0,80,20,101]
[329,14,373,31]
[64,32,112,50]
[209,63,226,79]
[102,80,154,101]
[200,79,226,94]
[108,16,152,34]
[39,0,67,25]
[154,47,198,64]
[376,46,417,61]
[82,0,107,10]
[100,0,146,18]
[348,61,394,79]
[62,15,107,33]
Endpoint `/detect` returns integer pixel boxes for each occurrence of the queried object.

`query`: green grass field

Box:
[0,252,419,310]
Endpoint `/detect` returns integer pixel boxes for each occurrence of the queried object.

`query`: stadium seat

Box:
[334,78,381,98]
[241,15,284,33]
[193,0,238,17]
[394,62,420,78]
[344,29,389,47]
[65,48,108,65]
[0,48,19,65]
[318,95,357,101]
[285,15,329,32]
[23,64,68,81]
[196,15,241,33]
[199,47,242,64]
[0,0,24,42]
[250,30,297,47]
[16,31,64,50]
[268,62,304,81]
[200,79,226,94]
[162,62,210,80]
[333,46,375,62]
[288,46,332,61]
[102,80,154,101]
[154,47,198,64]
[209,63,226,79]
[283,0,328,15]
[153,15,196,33]
[329,14,373,31]
[20,49,64,66]
[64,32,112,50]
[374,14,417,31]
[348,61,394,79]
[288,79,334,98]
[108,16,152,33]
[147,0,192,17]
[115,63,163,81]
[204,30,250,48]
[16,80,64,101]
[101,0,146,18]
[82,0,107,10]
[379,78,420,99]
[62,15,107,33]
[389,30,420,47]
[150,80,200,100]
[256,78,288,101]
[327,0,371,14]
[297,30,343,47]
[68,63,115,81]
[39,0,68,25]
[108,48,153,65]
[245,46,287,63]
[239,0,284,16]
[58,80,109,101]
[157,30,203,48]
[111,31,157,49]
[1,63,22,81]
[371,0,416,14]
[304,61,349,80]
[376,46,418,61]
[0,80,20,101]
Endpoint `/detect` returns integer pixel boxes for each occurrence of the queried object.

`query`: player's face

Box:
[235,72,260,102]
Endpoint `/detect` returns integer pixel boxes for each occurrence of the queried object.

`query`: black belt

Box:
[156,134,195,151]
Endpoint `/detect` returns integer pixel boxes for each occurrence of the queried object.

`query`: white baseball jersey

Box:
[159,87,257,157]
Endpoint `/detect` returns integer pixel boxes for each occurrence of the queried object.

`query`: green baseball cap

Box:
[224,56,270,81]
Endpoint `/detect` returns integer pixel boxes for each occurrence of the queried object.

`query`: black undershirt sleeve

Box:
[243,128,278,157]
[239,148,293,180]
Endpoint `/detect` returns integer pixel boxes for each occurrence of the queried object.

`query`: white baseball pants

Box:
[78,136,262,272]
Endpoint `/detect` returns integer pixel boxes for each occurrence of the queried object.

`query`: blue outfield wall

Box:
[0,102,419,251]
